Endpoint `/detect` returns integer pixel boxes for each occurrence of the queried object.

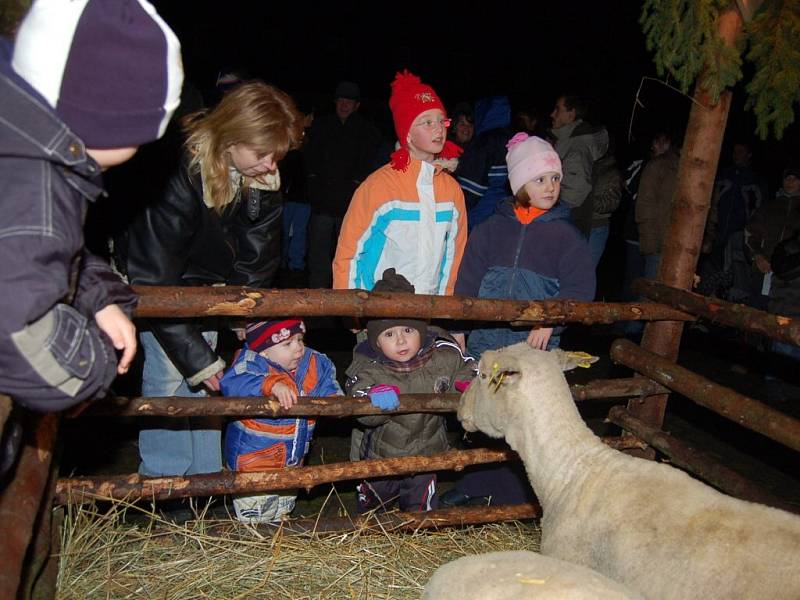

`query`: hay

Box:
[56,496,541,599]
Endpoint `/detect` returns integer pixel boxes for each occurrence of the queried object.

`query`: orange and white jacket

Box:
[332,159,467,295]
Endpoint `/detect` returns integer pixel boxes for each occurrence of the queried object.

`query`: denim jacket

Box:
[0,57,136,411]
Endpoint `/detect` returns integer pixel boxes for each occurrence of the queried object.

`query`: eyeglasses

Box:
[413,118,452,131]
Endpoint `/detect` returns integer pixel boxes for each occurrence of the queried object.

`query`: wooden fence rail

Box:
[611,339,800,453]
[78,378,667,418]
[133,285,694,325]
[56,436,648,506]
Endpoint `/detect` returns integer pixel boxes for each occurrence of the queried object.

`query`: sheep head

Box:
[457,344,590,438]
[457,345,527,438]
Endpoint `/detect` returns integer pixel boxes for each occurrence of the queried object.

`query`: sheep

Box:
[423,550,643,599]
[455,343,800,600]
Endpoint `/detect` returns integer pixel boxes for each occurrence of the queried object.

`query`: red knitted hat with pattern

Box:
[246,319,306,353]
[389,70,462,171]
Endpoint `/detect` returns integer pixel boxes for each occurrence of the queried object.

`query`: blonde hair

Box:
[183,81,304,211]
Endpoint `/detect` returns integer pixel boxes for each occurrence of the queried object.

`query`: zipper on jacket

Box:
[507,221,528,295]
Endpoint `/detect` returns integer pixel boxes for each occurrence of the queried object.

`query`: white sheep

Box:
[423,550,643,599]
[454,343,800,600]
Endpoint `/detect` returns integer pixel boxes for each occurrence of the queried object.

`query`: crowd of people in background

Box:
[2,0,798,523]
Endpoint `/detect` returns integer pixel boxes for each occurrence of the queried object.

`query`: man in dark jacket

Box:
[0,0,182,416]
[304,81,381,288]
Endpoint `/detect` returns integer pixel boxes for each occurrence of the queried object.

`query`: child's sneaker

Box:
[356,480,382,513]
[233,494,280,523]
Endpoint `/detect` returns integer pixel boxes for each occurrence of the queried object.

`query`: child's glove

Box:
[454,380,472,393]
[368,384,400,410]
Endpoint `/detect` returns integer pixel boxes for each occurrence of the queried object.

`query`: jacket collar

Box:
[1,65,103,199]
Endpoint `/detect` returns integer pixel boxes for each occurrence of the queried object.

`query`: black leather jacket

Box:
[121,159,282,384]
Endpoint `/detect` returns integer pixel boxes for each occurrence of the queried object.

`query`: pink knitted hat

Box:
[505,133,562,195]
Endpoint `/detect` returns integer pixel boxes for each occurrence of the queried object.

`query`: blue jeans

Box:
[623,252,661,336]
[588,224,610,269]
[138,331,222,476]
[772,340,800,361]
[643,253,662,281]
[281,201,311,270]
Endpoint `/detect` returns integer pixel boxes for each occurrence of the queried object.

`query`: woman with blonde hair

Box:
[121,81,304,477]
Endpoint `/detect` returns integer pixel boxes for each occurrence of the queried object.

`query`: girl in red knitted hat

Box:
[332,71,468,308]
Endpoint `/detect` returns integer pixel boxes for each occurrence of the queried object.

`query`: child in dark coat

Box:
[346,269,476,513]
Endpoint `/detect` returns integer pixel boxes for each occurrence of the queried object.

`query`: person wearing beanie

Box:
[0,0,182,415]
[455,95,514,231]
[345,269,476,513]
[120,80,306,477]
[440,132,594,509]
[220,318,342,523]
[304,79,381,289]
[332,71,468,305]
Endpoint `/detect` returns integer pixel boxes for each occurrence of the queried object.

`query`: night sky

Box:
[152,0,796,179]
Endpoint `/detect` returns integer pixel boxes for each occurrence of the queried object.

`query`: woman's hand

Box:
[94,304,137,374]
[203,371,224,392]
[754,254,771,274]
[526,327,553,350]
[451,332,466,352]
[271,382,298,409]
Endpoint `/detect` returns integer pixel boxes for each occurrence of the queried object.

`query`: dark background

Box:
[152,0,797,183]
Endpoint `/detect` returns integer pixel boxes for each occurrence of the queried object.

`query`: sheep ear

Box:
[484,352,523,391]
[551,349,599,372]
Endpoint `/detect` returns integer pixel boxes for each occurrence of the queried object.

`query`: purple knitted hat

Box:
[12,0,183,149]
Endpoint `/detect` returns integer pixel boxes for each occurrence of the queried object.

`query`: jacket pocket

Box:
[11,304,95,397]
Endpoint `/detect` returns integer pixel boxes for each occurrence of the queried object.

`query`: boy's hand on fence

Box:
[368,384,400,410]
[95,304,137,374]
[272,382,298,409]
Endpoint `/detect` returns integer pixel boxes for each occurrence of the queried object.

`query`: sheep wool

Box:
[456,343,800,600]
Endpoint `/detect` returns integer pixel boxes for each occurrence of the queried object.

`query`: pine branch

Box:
[744,0,800,139]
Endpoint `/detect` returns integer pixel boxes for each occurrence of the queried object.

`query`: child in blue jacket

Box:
[221,319,342,523]
[443,133,595,508]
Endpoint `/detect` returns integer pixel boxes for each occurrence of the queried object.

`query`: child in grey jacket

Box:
[345,269,476,513]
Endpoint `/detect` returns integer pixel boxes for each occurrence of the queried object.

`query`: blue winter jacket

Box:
[221,346,342,471]
[456,96,512,231]
[455,200,595,358]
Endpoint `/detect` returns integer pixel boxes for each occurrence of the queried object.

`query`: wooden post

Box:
[631,7,745,434]
[0,412,59,600]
